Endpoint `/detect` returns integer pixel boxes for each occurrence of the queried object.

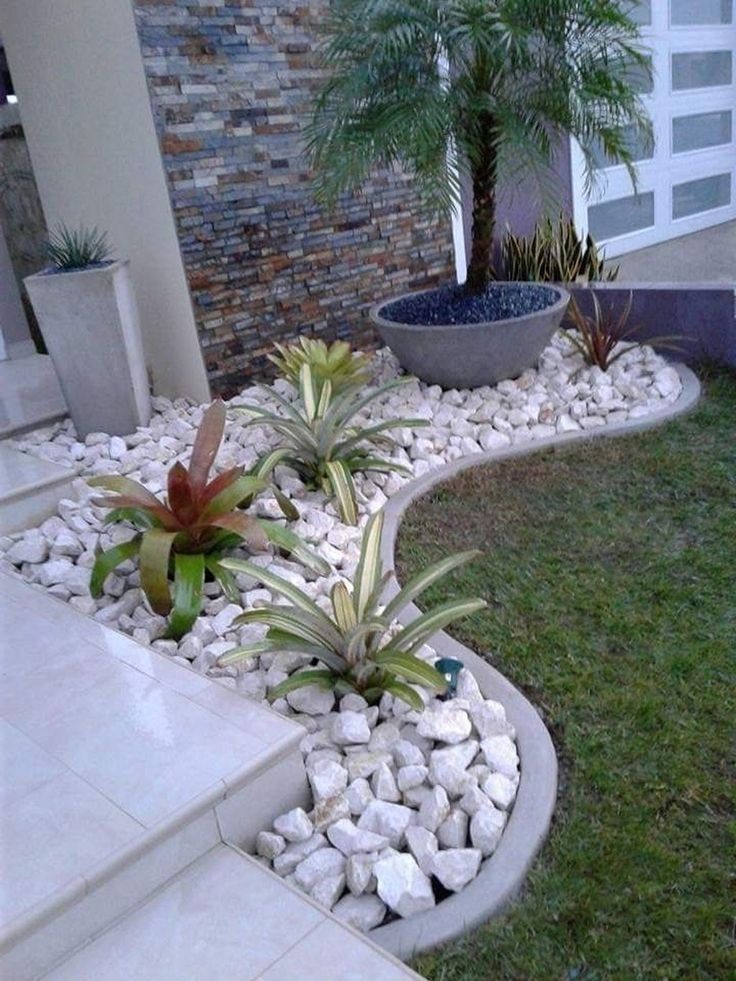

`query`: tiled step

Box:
[0,354,67,439]
[0,572,310,980]
[0,443,78,535]
[41,845,420,980]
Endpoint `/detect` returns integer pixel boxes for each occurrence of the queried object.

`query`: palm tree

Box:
[307,0,651,294]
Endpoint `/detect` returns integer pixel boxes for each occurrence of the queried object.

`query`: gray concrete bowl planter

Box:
[24,259,151,438]
[370,283,570,389]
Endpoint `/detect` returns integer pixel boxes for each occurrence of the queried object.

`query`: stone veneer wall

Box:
[132,0,453,396]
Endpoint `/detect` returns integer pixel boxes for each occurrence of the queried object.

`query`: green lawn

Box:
[397,369,736,980]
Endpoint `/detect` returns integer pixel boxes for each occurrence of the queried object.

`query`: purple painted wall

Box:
[568,283,736,369]
[497,140,574,238]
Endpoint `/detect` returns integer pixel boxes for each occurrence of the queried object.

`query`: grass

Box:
[397,369,736,980]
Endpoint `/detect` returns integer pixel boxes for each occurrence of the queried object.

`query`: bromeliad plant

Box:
[218,511,487,709]
[268,338,372,399]
[88,400,328,639]
[236,365,426,524]
[566,290,682,372]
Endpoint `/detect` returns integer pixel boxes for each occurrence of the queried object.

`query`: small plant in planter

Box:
[219,511,486,709]
[235,366,426,524]
[88,400,328,639]
[308,0,651,388]
[268,337,372,399]
[24,221,151,436]
[45,223,112,271]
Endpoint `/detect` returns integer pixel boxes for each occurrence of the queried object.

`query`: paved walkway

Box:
[0,354,67,438]
[43,845,418,980]
[616,220,736,284]
[0,571,420,979]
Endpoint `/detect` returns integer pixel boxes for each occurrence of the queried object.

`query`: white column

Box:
[1,0,211,401]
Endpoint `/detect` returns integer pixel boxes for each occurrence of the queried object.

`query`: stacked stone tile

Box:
[133,0,453,395]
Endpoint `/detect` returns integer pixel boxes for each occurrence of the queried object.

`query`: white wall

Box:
[1,0,210,401]
[0,222,33,360]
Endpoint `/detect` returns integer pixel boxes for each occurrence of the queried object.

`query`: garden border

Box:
[371,363,701,961]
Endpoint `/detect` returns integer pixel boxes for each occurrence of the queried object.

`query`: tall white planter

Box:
[24,260,151,437]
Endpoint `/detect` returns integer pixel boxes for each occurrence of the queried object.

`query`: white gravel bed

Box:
[256,673,520,929]
[0,335,681,926]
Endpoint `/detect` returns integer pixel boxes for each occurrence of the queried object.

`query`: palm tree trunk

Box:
[466,150,497,294]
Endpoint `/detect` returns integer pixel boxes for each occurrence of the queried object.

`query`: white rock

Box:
[52,528,82,557]
[428,740,478,798]
[108,436,127,460]
[368,721,402,751]
[333,893,387,932]
[211,603,243,636]
[404,825,439,876]
[556,413,579,434]
[331,710,371,746]
[437,808,469,849]
[346,750,393,781]
[357,800,414,848]
[256,831,285,859]
[311,872,345,910]
[393,739,426,768]
[371,762,401,803]
[480,735,519,778]
[181,611,213,641]
[654,366,680,398]
[312,794,351,831]
[397,765,428,792]
[418,786,451,833]
[308,759,348,801]
[69,595,97,616]
[470,806,506,856]
[470,700,509,738]
[327,818,389,856]
[65,565,92,596]
[179,635,203,662]
[417,703,472,744]
[455,669,484,703]
[272,833,327,876]
[482,772,517,810]
[374,853,435,918]
[340,693,368,712]
[458,784,493,817]
[287,683,335,716]
[431,848,482,892]
[294,847,346,891]
[36,558,74,587]
[478,426,511,451]
[402,785,432,809]
[273,807,313,843]
[346,852,378,896]
[345,778,374,816]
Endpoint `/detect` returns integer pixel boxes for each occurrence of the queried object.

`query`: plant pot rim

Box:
[371,281,570,333]
[27,258,127,281]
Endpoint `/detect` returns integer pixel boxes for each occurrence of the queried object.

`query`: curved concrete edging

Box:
[370,364,701,961]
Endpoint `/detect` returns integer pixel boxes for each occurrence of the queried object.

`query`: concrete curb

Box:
[370,363,700,960]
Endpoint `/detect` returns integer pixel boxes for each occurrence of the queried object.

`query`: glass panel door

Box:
[571,0,736,256]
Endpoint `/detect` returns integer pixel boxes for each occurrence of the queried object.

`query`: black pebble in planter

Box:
[371,282,570,389]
